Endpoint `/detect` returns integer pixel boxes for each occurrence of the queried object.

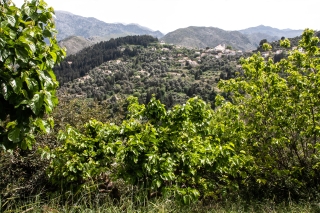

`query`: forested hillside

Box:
[54,35,247,110]
[54,35,158,85]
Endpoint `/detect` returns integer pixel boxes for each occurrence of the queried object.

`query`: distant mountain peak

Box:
[162,26,255,51]
[54,11,164,41]
[239,25,303,40]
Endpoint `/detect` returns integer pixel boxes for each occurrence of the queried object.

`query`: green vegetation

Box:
[218,29,320,200]
[1,1,320,211]
[0,0,65,150]
[2,193,317,212]
[49,96,250,204]
[50,29,320,203]
[56,39,243,110]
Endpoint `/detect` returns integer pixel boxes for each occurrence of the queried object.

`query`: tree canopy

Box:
[0,0,65,150]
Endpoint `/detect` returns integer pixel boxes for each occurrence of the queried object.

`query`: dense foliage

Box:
[219,29,320,199]
[2,1,320,207]
[54,35,158,85]
[58,42,244,109]
[49,96,250,203]
[0,0,65,149]
[47,29,320,204]
[0,97,111,200]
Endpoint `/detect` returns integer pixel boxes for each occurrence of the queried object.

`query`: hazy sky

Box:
[13,0,319,34]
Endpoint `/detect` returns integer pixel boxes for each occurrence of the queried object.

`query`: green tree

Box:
[0,0,65,150]
[259,39,268,46]
[218,29,320,199]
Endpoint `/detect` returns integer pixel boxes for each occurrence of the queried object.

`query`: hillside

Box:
[58,36,108,56]
[56,31,317,110]
[54,11,164,41]
[54,35,158,85]
[162,26,256,51]
[54,35,248,110]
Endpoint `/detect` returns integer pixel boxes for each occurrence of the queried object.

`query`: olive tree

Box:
[0,0,65,150]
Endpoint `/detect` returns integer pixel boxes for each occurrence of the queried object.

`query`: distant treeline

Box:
[54,35,158,85]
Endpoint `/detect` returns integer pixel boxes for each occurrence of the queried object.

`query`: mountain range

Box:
[239,25,303,38]
[239,25,303,47]
[54,11,304,54]
[162,26,304,50]
[54,11,164,41]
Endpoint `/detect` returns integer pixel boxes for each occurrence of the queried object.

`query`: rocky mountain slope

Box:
[54,11,164,41]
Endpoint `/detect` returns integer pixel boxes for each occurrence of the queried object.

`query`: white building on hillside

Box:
[214,44,226,53]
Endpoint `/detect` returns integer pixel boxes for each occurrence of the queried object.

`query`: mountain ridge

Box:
[54,10,305,54]
[161,25,304,51]
[239,25,303,38]
[54,10,164,41]
[162,26,256,51]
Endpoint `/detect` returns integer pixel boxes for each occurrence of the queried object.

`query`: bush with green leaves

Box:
[49,96,250,203]
[0,96,113,201]
[218,29,320,199]
[0,0,65,150]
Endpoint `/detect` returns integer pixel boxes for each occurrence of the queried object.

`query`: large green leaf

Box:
[29,93,44,115]
[9,78,22,94]
[8,127,21,143]
[35,118,50,133]
[1,83,9,100]
[0,37,6,48]
[25,77,39,91]
[43,29,52,37]
[15,46,29,62]
[49,51,57,62]
[0,48,10,61]
[7,15,16,27]
[7,28,17,39]
[43,91,54,112]
[28,42,36,53]
[23,6,32,16]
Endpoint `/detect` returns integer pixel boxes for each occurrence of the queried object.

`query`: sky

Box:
[13,0,320,34]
